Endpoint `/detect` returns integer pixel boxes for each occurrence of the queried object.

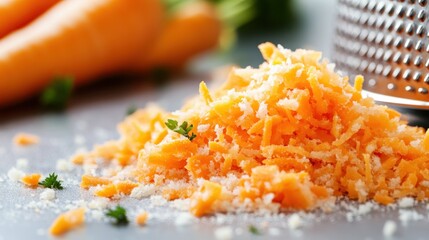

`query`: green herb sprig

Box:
[165,119,196,141]
[40,76,74,111]
[126,105,137,116]
[106,205,129,226]
[248,225,261,235]
[39,173,64,190]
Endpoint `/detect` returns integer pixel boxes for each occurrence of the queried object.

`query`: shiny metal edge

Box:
[362,90,429,110]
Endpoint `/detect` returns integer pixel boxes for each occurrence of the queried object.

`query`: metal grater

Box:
[333,0,429,109]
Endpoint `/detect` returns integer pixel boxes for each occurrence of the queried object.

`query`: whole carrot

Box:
[0,0,164,107]
[133,1,222,71]
[0,0,60,38]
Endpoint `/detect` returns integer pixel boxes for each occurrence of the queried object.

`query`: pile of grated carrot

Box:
[77,42,429,216]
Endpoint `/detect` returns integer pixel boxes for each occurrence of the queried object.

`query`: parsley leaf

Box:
[165,119,197,141]
[248,225,261,235]
[106,205,129,226]
[39,173,64,190]
[126,105,137,116]
[40,76,74,110]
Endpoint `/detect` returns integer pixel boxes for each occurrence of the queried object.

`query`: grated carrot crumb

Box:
[136,211,149,226]
[13,133,40,146]
[21,173,41,188]
[49,208,85,236]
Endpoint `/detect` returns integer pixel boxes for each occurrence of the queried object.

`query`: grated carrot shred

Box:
[13,133,40,146]
[136,211,149,226]
[21,173,41,188]
[77,42,429,216]
[49,208,85,236]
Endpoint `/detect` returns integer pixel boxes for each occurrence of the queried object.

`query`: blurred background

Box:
[0,0,337,120]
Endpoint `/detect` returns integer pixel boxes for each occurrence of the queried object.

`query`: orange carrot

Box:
[80,175,111,189]
[0,0,164,107]
[133,1,222,71]
[21,173,41,188]
[49,208,85,236]
[0,0,60,38]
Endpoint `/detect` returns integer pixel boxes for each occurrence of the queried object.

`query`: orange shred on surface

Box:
[21,173,41,188]
[13,133,40,146]
[80,175,111,189]
[94,183,117,198]
[136,211,149,226]
[116,181,139,195]
[77,42,429,216]
[49,208,85,236]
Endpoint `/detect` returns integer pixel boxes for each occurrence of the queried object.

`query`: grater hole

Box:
[394,21,404,33]
[368,0,377,12]
[359,13,369,25]
[403,69,412,79]
[367,47,376,58]
[376,2,385,13]
[383,50,392,62]
[405,23,414,35]
[419,0,427,6]
[359,0,368,9]
[424,74,429,83]
[368,16,377,27]
[405,85,415,92]
[416,25,425,36]
[375,64,383,75]
[393,37,403,48]
[376,18,385,29]
[418,87,428,94]
[367,62,376,73]
[375,33,384,44]
[414,56,423,66]
[415,40,423,50]
[404,38,413,49]
[406,7,416,19]
[392,68,401,78]
[417,9,426,21]
[375,49,384,59]
[413,72,422,81]
[359,61,369,72]
[396,6,405,17]
[393,52,402,63]
[403,54,411,65]
[387,83,396,90]
[359,45,368,56]
[385,19,394,31]
[384,35,393,46]
[387,3,395,16]
[425,58,429,68]
[367,31,376,42]
[359,29,369,41]
[383,66,392,77]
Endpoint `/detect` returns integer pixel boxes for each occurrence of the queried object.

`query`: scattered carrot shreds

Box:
[94,183,117,198]
[49,208,85,236]
[80,42,429,216]
[136,211,149,226]
[80,175,111,189]
[116,181,139,195]
[21,173,41,188]
[71,152,86,165]
[13,133,40,146]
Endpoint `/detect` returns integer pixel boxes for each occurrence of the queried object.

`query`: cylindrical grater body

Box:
[333,0,429,109]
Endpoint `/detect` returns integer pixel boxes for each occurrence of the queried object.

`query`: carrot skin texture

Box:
[133,1,222,71]
[0,0,164,107]
[0,0,60,38]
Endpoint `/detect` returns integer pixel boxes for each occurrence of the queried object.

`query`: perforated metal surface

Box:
[334,0,429,108]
